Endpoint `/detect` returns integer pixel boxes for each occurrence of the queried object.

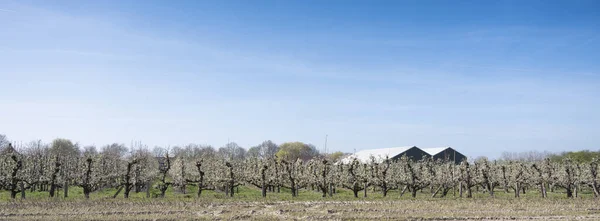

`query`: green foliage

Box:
[549,150,600,163]
[327,151,345,162]
[276,142,319,161]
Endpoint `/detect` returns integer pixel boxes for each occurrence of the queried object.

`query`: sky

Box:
[1,0,599,158]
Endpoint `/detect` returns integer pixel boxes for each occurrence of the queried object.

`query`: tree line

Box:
[1,134,599,200]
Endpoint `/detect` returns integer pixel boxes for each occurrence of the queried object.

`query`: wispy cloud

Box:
[0,8,16,13]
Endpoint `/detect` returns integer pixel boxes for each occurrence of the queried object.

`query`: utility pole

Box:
[324,134,328,155]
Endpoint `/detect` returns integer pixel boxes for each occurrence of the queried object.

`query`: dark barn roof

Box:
[340,146,431,164]
[421,147,466,164]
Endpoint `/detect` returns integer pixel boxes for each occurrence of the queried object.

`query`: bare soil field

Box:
[1,198,599,220]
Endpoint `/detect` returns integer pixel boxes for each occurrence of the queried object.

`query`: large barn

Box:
[421,147,466,164]
[340,146,431,164]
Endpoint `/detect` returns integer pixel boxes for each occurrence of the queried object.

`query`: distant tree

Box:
[327,151,345,162]
[82,145,98,156]
[259,140,279,159]
[102,143,128,159]
[153,146,167,158]
[218,142,246,161]
[500,151,552,162]
[248,140,279,159]
[276,142,320,161]
[0,134,9,151]
[561,150,600,163]
[247,146,261,159]
[198,145,216,158]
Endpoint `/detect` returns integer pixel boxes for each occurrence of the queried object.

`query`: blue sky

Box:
[1,0,599,158]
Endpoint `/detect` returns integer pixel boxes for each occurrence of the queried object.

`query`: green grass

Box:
[1,184,595,202]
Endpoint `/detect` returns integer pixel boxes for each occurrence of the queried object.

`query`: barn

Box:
[421,147,466,164]
[340,146,431,164]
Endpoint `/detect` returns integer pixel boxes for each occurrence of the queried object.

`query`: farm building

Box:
[0,143,18,156]
[339,146,431,164]
[421,147,466,164]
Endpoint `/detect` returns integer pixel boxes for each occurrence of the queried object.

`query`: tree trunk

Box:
[442,187,450,198]
[20,181,25,199]
[146,181,151,198]
[63,180,68,198]
[261,167,267,198]
[432,186,441,198]
[10,189,17,199]
[467,185,472,198]
[411,187,418,198]
[197,177,204,197]
[124,185,132,198]
[382,184,388,197]
[49,184,56,198]
[84,187,90,199]
[363,183,368,198]
[83,159,93,199]
[49,159,61,198]
[400,185,408,197]
[290,179,296,197]
[113,186,124,198]
[161,186,167,198]
[592,181,599,198]
[540,183,547,198]
[123,160,138,199]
